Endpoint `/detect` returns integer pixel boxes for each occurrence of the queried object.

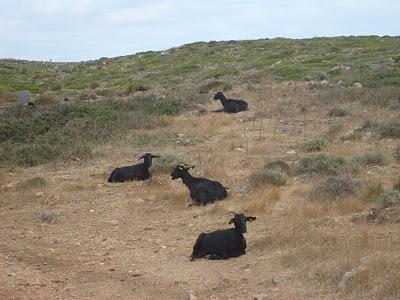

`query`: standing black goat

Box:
[190,213,256,261]
[108,153,159,182]
[213,92,248,113]
[170,164,228,205]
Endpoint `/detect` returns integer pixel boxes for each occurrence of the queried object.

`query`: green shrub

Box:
[295,154,349,176]
[355,152,388,166]
[0,95,182,167]
[378,189,400,207]
[305,138,327,152]
[328,107,350,117]
[311,176,359,200]
[265,160,291,174]
[379,118,400,138]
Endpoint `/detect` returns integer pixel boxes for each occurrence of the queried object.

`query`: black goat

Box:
[108,153,159,183]
[213,92,248,113]
[170,164,227,205]
[190,213,256,261]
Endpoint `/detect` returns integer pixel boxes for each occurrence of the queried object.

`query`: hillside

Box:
[1,36,400,299]
[1,36,400,98]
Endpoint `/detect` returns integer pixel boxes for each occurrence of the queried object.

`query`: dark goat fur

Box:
[108,153,159,182]
[213,92,248,113]
[171,164,227,205]
[190,213,256,261]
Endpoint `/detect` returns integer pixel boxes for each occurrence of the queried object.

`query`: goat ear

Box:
[229,218,234,224]
[246,216,256,222]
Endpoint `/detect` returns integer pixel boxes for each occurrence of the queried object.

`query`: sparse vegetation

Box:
[378,189,400,207]
[361,182,384,203]
[265,160,291,174]
[16,176,47,190]
[311,176,359,200]
[38,210,63,224]
[328,107,350,117]
[355,151,388,166]
[0,95,191,166]
[305,138,327,152]
[379,117,400,138]
[295,154,351,176]
[152,154,185,174]
[251,163,287,187]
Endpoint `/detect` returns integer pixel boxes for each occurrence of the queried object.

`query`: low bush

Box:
[305,138,327,152]
[355,152,388,166]
[251,162,288,187]
[0,95,188,167]
[379,118,400,138]
[295,154,350,176]
[328,107,350,117]
[311,176,359,200]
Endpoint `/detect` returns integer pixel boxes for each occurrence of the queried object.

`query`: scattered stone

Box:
[89,209,95,213]
[353,82,363,88]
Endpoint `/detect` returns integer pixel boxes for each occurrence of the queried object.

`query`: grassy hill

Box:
[1,36,400,98]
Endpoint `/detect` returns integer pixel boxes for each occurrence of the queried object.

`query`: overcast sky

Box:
[0,0,399,62]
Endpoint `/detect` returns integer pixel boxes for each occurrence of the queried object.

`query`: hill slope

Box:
[1,36,400,97]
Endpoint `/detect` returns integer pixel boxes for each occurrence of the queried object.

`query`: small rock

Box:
[320,80,329,86]
[187,290,197,300]
[89,209,95,213]
[353,82,363,88]
[337,80,345,86]
[286,150,296,155]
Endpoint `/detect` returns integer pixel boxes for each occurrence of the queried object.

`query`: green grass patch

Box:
[295,154,353,176]
[355,152,388,166]
[0,95,185,167]
[305,138,327,152]
[328,107,351,117]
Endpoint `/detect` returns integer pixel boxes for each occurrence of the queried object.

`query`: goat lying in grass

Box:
[213,91,248,113]
[108,153,159,182]
[190,212,256,261]
[170,163,228,205]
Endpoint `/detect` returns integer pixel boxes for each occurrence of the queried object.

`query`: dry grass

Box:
[241,187,281,213]
[16,176,47,191]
